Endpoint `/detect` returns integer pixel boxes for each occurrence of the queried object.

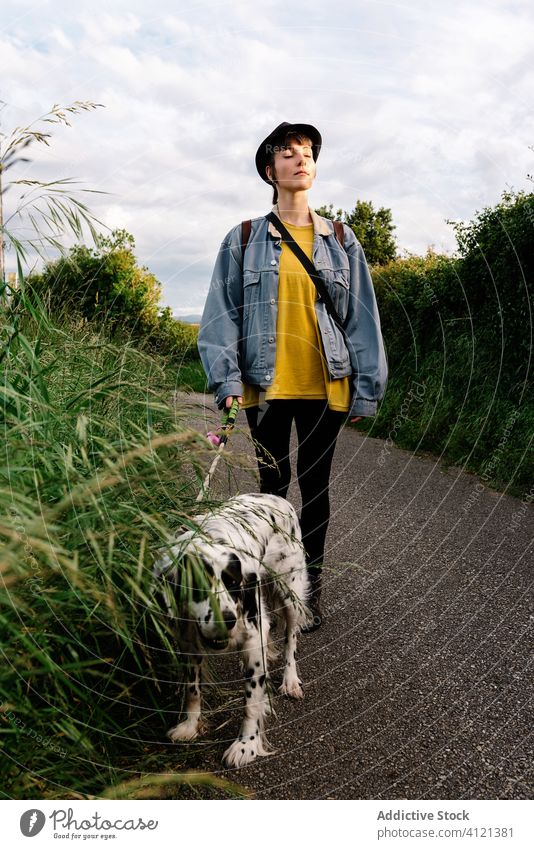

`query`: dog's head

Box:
[153,534,245,651]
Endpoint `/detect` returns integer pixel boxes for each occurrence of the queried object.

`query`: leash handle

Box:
[222,397,240,428]
[205,398,240,449]
[218,397,239,447]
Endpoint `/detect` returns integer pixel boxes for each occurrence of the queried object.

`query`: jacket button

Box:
[268,337,274,343]
[270,260,276,266]
[265,374,271,380]
[270,298,275,304]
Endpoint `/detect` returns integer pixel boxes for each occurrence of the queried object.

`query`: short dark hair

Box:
[265,131,313,204]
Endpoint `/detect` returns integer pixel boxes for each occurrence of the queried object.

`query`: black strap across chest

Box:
[241,212,346,330]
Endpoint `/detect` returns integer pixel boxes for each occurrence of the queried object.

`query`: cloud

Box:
[1,0,533,314]
[79,12,141,43]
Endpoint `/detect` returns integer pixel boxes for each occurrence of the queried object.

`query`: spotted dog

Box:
[152,493,311,769]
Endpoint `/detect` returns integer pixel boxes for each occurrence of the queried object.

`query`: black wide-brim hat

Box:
[255,121,322,184]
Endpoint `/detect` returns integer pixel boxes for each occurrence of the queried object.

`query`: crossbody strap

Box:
[241,217,345,261]
[265,211,345,330]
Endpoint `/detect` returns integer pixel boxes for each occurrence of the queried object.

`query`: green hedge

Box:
[367,189,534,496]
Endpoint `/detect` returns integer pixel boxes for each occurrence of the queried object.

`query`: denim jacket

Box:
[197,205,388,416]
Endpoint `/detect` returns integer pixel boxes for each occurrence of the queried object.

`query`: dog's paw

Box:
[223,732,275,769]
[167,720,200,742]
[279,675,304,699]
[223,736,259,769]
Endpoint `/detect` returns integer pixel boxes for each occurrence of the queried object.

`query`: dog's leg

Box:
[167,656,203,742]
[278,605,304,699]
[222,634,273,768]
[223,577,274,769]
[277,547,309,699]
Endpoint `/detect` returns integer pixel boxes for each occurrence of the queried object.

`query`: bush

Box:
[373,249,461,366]
[24,229,200,365]
[451,189,534,377]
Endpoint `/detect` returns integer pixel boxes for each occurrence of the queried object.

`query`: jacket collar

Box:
[267,203,332,238]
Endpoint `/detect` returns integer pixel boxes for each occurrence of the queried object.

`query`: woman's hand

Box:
[350,415,363,424]
[225,395,243,409]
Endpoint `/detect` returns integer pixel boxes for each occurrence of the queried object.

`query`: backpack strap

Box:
[333,219,345,248]
[241,220,252,264]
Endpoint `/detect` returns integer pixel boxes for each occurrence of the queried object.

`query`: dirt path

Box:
[169,392,533,800]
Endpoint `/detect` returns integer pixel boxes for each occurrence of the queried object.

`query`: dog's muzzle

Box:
[203,635,230,651]
[200,611,237,650]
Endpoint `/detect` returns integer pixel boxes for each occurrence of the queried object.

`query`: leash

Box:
[197,397,240,502]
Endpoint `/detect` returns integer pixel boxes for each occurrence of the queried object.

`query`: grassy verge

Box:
[355,356,533,500]
[176,358,208,393]
[0,285,241,799]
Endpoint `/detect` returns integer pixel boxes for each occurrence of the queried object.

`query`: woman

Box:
[198,121,387,631]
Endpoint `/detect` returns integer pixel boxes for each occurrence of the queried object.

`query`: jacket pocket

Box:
[243,271,261,318]
[322,269,350,321]
[324,314,351,372]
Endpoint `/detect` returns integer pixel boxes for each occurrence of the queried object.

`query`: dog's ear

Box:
[221,553,242,599]
[149,570,183,621]
[227,553,242,583]
[241,572,259,626]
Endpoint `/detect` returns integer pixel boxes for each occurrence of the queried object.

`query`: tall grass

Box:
[0,280,241,799]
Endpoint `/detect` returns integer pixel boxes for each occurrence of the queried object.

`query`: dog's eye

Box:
[186,554,213,603]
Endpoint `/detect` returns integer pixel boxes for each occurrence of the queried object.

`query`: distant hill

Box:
[174,314,202,324]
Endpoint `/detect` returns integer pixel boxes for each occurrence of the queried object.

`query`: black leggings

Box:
[245,400,346,570]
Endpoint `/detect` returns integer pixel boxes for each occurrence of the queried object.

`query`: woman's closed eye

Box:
[283,148,312,157]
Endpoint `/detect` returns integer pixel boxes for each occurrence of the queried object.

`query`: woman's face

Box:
[266,140,316,194]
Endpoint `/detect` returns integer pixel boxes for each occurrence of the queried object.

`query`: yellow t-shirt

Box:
[242,219,351,412]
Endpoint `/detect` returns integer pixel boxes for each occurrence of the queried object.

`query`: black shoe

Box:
[301,570,323,633]
[300,610,323,633]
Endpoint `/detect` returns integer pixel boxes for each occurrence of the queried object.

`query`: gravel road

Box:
[167,392,533,800]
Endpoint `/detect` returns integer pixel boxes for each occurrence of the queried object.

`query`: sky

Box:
[1,0,533,316]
